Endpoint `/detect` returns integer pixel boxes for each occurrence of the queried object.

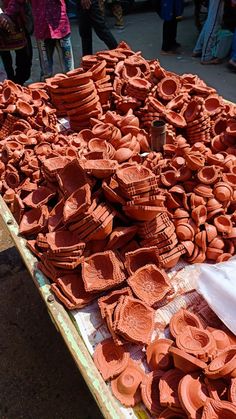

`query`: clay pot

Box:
[169,347,207,373]
[205,346,236,379]
[178,373,209,418]
[93,338,129,381]
[150,120,166,152]
[111,360,144,407]
[169,309,203,338]
[146,338,173,370]
[176,326,216,362]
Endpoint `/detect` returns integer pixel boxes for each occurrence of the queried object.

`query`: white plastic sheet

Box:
[197,256,236,335]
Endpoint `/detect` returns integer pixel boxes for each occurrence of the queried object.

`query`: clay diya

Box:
[214,215,233,235]
[63,184,91,222]
[169,347,207,374]
[176,326,216,362]
[111,360,144,407]
[202,398,236,418]
[125,246,160,275]
[19,206,48,236]
[115,296,155,345]
[93,338,129,381]
[169,309,204,338]
[178,373,209,418]
[127,264,171,307]
[141,371,164,415]
[157,77,180,101]
[81,251,126,292]
[46,231,85,254]
[146,338,173,370]
[159,368,184,410]
[197,166,220,185]
[23,186,55,208]
[205,346,236,379]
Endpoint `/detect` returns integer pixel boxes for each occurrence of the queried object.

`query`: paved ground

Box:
[0,3,235,419]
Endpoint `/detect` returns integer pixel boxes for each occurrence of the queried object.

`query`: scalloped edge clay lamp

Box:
[111,359,144,407]
[169,309,203,338]
[178,373,209,418]
[150,120,166,152]
[146,338,173,370]
[93,338,130,381]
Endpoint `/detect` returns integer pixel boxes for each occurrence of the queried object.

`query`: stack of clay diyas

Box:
[46,69,102,131]
[93,307,236,417]
[184,97,211,144]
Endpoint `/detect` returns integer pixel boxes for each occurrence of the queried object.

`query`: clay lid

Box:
[169,309,203,338]
[169,347,207,373]
[115,296,155,345]
[202,398,236,418]
[141,370,164,415]
[178,373,209,418]
[176,326,216,361]
[146,338,173,370]
[127,264,171,307]
[159,368,185,410]
[111,359,144,407]
[93,338,129,381]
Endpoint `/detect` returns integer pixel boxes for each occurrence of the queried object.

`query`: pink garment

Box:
[31,0,71,40]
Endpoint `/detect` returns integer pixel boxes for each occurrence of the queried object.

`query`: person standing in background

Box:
[228,0,236,70]
[192,0,224,64]
[31,0,74,80]
[0,0,33,85]
[156,0,184,55]
[77,0,118,56]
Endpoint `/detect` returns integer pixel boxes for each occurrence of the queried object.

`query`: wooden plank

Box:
[0,196,126,419]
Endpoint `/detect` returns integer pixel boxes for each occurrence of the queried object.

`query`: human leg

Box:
[77,5,93,55]
[89,0,118,50]
[228,28,236,69]
[44,38,56,76]
[36,40,51,81]
[0,51,15,81]
[56,34,74,73]
[15,32,33,85]
[162,19,176,52]
[111,2,124,28]
[200,0,224,63]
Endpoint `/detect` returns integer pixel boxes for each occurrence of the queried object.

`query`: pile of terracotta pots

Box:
[94,308,236,416]
[0,42,236,418]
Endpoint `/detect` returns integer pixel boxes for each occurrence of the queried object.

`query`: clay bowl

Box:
[169,347,207,374]
[146,338,173,370]
[127,264,171,306]
[205,346,236,379]
[178,373,209,418]
[176,326,216,362]
[93,338,129,381]
[169,309,203,338]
